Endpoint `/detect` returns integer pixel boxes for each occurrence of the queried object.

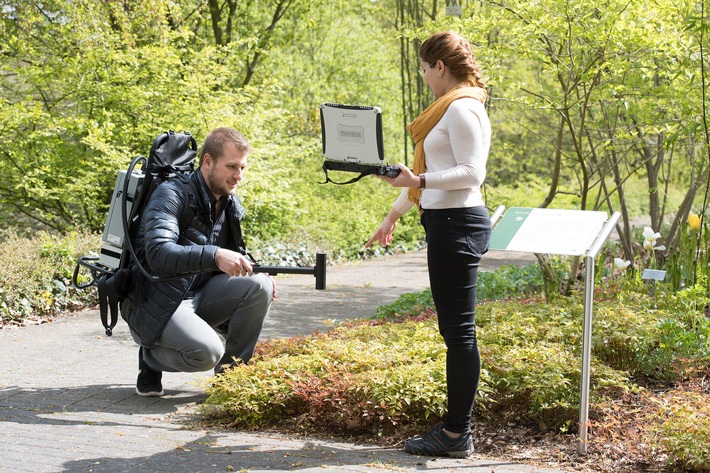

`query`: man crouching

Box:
[121,127,275,396]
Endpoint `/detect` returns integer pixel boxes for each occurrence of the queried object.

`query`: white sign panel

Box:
[642,269,666,281]
[490,207,608,256]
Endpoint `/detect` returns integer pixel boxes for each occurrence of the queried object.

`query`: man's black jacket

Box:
[121,170,246,347]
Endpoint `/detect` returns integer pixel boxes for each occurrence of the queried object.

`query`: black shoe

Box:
[136,348,163,397]
[404,424,474,458]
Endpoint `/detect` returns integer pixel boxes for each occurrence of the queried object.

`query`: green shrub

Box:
[374,289,434,320]
[477,263,545,302]
[0,228,99,324]
[593,287,710,382]
[652,391,710,471]
[476,297,631,429]
[202,279,708,460]
[204,319,448,436]
[374,263,550,320]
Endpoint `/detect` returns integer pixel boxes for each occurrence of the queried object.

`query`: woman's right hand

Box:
[365,210,402,248]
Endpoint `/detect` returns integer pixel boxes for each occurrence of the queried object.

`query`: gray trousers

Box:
[137,273,273,373]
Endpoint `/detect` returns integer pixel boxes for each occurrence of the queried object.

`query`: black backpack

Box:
[73,131,197,335]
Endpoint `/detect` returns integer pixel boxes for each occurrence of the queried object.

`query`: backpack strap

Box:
[95,268,131,336]
[96,273,118,336]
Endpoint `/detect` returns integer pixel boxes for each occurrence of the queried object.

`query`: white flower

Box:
[614,258,631,270]
[642,226,660,243]
[642,226,666,252]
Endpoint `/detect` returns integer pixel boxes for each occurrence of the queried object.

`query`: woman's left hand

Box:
[379,163,419,188]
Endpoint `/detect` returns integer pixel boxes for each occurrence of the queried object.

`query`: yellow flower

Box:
[688,212,701,232]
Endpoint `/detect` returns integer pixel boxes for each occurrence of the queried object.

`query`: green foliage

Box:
[665,214,709,293]
[0,0,424,266]
[476,263,546,301]
[204,319,449,436]
[652,391,710,472]
[0,1,206,231]
[581,287,710,384]
[463,0,709,295]
[476,297,632,429]
[374,289,434,320]
[204,274,708,439]
[0,228,98,324]
[2,0,708,302]
[374,262,547,320]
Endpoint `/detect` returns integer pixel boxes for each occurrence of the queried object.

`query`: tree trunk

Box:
[208,0,223,45]
[539,115,564,209]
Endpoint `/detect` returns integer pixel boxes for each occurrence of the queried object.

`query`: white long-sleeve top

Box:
[392,97,491,214]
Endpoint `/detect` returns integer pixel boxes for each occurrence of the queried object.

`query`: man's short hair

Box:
[199,127,251,162]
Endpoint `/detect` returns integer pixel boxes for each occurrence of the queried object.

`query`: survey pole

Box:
[578,211,621,454]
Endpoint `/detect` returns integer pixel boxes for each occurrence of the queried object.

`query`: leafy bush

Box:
[374,289,434,320]
[594,287,710,382]
[0,228,98,324]
[476,263,545,302]
[202,278,708,470]
[476,297,632,429]
[652,390,710,471]
[204,318,448,437]
[374,263,548,322]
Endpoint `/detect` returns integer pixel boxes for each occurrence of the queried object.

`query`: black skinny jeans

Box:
[421,206,491,435]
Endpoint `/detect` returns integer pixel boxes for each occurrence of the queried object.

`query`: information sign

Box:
[490,207,608,255]
[641,269,666,281]
[488,205,620,455]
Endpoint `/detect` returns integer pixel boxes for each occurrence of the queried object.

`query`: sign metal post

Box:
[489,205,621,454]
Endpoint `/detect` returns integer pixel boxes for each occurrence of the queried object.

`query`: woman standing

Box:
[366,30,491,458]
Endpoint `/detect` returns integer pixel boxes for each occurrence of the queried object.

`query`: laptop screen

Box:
[320,103,384,165]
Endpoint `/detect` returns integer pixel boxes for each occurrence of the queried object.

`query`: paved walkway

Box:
[0,249,581,473]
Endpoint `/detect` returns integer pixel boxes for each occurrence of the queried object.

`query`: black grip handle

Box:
[253,252,327,290]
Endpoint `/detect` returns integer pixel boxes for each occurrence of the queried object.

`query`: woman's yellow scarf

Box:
[406,85,487,205]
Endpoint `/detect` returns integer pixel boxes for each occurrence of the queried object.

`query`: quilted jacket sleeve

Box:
[140,180,219,277]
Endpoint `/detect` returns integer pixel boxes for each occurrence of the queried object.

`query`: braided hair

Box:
[419,31,485,89]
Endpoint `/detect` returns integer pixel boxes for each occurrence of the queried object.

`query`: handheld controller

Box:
[376,165,401,178]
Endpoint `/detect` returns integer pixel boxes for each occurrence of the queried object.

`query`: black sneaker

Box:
[136,348,163,397]
[404,424,474,458]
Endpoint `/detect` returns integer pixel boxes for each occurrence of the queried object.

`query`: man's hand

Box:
[267,275,277,301]
[215,248,254,277]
